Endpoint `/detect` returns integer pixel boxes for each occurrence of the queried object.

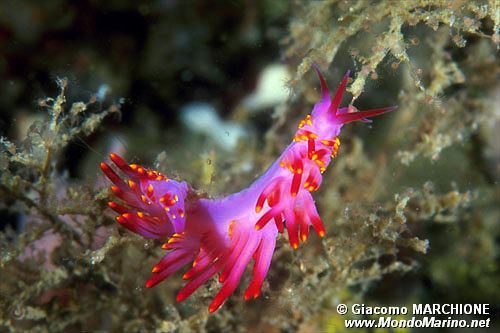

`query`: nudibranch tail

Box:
[100,153,188,238]
[100,66,396,313]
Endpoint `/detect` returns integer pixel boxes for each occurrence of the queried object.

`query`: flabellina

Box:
[100,66,396,313]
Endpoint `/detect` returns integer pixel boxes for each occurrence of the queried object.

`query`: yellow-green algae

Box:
[0,0,498,332]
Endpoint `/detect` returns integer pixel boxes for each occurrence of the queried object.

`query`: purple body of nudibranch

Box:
[100,66,396,312]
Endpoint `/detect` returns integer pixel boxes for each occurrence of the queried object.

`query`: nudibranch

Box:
[100,66,395,312]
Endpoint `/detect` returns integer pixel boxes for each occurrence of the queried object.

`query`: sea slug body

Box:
[100,66,396,312]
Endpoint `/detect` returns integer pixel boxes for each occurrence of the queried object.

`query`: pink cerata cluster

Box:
[100,66,396,312]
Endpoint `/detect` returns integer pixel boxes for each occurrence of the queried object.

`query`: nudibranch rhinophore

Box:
[100,66,396,312]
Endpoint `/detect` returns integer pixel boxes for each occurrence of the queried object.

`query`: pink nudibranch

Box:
[100,66,396,312]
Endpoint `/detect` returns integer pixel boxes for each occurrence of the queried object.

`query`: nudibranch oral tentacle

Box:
[100,66,396,312]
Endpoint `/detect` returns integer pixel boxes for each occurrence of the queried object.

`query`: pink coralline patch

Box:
[18,232,62,270]
[100,66,396,312]
[17,178,113,270]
